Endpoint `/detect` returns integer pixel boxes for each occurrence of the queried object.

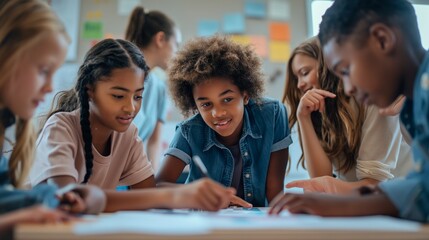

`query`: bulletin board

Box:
[75,0,308,101]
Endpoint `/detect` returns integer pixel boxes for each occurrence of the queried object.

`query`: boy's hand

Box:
[297,89,336,118]
[172,178,235,211]
[268,191,398,217]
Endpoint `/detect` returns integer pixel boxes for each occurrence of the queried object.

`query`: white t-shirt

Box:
[29,110,154,189]
[332,105,412,181]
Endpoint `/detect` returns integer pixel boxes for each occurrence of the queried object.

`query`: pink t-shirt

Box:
[29,110,154,189]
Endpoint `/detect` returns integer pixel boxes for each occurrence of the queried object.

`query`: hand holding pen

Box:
[192,156,253,209]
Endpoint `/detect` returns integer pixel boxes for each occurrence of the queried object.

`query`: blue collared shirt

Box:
[379,50,429,222]
[165,98,292,207]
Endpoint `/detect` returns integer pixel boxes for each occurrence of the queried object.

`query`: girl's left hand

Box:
[225,195,253,208]
[285,176,354,195]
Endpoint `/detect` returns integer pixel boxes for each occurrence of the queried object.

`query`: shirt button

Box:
[421,73,429,90]
[245,173,250,178]
[244,152,248,157]
[247,193,252,197]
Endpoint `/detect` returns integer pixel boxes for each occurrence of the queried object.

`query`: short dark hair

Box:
[168,36,265,116]
[319,0,420,47]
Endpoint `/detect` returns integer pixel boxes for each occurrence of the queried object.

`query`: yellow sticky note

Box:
[86,11,103,20]
[230,35,251,46]
[270,41,290,62]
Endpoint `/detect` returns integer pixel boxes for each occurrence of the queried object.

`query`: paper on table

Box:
[74,211,211,235]
[74,209,421,236]
[208,213,421,232]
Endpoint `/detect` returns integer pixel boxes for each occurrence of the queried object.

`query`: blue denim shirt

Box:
[165,98,292,207]
[0,109,58,214]
[379,51,429,222]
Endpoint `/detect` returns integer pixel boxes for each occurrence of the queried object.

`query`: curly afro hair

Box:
[168,35,265,117]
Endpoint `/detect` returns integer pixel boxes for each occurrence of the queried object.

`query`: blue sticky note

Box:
[197,20,220,37]
[223,13,246,34]
[245,0,266,18]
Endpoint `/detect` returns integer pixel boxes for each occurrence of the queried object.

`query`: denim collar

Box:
[203,104,262,151]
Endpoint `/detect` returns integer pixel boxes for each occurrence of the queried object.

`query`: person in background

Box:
[125,6,181,170]
[283,37,411,194]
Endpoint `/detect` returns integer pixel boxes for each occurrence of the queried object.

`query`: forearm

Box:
[147,122,163,171]
[103,188,173,212]
[298,117,332,177]
[332,178,380,194]
[147,139,161,171]
[345,193,398,216]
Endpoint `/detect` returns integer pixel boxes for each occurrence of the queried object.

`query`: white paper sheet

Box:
[73,208,421,236]
[74,211,210,235]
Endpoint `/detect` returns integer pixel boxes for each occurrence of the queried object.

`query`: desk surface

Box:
[15,209,429,240]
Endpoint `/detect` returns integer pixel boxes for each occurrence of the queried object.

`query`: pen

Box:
[192,155,210,178]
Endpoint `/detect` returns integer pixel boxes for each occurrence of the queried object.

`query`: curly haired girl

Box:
[157,36,292,207]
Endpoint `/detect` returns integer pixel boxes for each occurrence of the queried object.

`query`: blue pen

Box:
[192,155,210,178]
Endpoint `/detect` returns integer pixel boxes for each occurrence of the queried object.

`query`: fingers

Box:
[190,179,236,211]
[286,180,318,193]
[60,192,86,213]
[286,180,308,189]
[299,89,335,115]
[229,195,253,208]
[269,193,295,215]
[269,193,314,215]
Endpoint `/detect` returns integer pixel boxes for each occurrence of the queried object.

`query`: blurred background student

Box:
[125,6,181,171]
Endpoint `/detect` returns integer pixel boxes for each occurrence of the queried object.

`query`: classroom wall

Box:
[77,0,308,101]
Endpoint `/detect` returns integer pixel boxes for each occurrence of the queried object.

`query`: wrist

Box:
[297,114,312,124]
[158,188,175,209]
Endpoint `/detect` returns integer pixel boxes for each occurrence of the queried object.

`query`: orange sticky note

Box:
[269,22,290,41]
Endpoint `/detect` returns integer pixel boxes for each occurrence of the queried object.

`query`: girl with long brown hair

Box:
[283,37,411,194]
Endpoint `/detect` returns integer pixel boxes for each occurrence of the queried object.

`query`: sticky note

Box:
[83,21,103,39]
[270,22,290,41]
[223,13,246,34]
[270,41,290,62]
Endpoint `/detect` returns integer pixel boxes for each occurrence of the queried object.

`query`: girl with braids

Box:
[282,37,411,194]
[157,36,291,207]
[0,0,105,234]
[125,6,181,170]
[30,38,236,212]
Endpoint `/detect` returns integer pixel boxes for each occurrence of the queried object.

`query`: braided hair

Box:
[45,39,149,183]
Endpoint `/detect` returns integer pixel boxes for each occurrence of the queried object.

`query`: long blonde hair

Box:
[283,37,365,173]
[0,0,68,188]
